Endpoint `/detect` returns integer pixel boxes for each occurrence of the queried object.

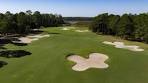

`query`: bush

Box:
[0,50,31,58]
[0,61,7,68]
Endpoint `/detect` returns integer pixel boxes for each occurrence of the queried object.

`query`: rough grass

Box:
[0,27,148,83]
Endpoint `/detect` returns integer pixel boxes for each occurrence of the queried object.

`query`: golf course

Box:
[0,27,148,83]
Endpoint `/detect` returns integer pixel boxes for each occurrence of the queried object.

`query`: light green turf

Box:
[0,27,148,83]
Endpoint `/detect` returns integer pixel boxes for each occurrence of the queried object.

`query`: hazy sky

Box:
[0,0,148,17]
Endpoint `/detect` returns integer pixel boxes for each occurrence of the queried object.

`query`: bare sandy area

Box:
[62,28,70,30]
[27,34,50,38]
[103,41,144,51]
[75,30,89,32]
[67,53,109,71]
[13,34,50,44]
[61,27,89,33]
[61,27,75,31]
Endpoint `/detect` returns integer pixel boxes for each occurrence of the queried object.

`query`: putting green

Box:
[0,27,148,83]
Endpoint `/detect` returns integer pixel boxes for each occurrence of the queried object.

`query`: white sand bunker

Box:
[62,28,70,30]
[13,34,50,44]
[61,27,75,31]
[75,30,89,32]
[67,53,109,71]
[103,41,144,52]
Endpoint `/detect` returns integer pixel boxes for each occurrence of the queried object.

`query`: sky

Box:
[0,0,148,17]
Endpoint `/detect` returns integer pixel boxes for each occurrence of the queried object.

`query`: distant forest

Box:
[63,17,93,27]
[0,10,64,35]
[0,11,148,43]
[63,17,93,22]
[90,13,148,43]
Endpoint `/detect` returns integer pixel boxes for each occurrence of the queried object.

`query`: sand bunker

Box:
[103,41,144,51]
[62,28,70,30]
[61,27,75,31]
[61,27,89,32]
[13,34,50,44]
[75,30,89,32]
[27,34,50,39]
[67,53,109,71]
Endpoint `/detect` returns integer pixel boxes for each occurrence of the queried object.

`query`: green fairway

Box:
[0,27,148,83]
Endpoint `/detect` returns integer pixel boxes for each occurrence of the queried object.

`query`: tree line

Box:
[90,13,148,43]
[0,10,64,35]
[64,17,93,22]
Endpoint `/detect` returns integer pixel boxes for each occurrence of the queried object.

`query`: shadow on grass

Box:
[0,61,8,68]
[0,29,45,46]
[11,42,28,46]
[0,38,28,46]
[65,53,76,59]
[0,50,32,58]
[0,38,11,45]
[0,45,6,49]
[48,32,61,35]
[30,30,44,34]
